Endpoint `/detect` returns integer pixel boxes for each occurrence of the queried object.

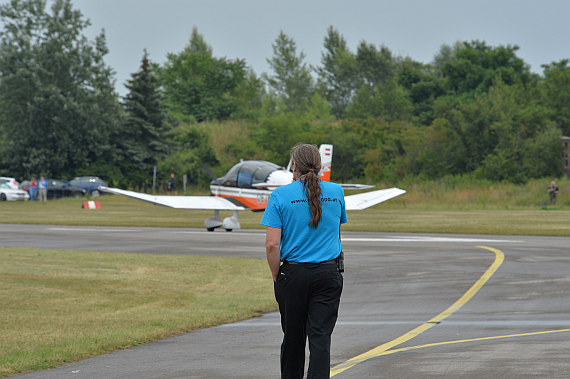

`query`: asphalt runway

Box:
[4,224,570,378]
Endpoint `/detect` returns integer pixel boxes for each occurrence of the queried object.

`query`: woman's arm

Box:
[265,226,282,281]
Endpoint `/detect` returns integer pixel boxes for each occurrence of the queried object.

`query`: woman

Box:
[29,177,38,201]
[262,143,347,379]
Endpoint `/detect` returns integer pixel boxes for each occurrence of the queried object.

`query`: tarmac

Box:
[3,224,570,378]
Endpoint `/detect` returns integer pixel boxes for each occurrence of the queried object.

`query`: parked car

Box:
[0,177,20,190]
[67,176,108,196]
[0,182,29,201]
[20,179,86,199]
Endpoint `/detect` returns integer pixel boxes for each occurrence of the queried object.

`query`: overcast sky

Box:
[63,0,569,96]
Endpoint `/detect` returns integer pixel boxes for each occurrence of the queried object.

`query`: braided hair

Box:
[291,144,322,228]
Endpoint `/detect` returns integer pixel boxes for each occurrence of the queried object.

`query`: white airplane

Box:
[100,145,406,231]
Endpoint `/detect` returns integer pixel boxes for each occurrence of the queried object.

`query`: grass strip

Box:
[0,196,568,236]
[0,247,276,377]
[345,209,570,235]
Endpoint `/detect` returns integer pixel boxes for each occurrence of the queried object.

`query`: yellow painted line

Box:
[378,328,570,357]
[331,246,504,377]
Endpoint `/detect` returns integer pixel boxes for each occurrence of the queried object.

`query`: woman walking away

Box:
[262,143,347,379]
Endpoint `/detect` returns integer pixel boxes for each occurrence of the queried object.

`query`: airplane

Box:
[100,145,406,231]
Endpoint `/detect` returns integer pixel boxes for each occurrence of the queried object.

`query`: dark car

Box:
[20,179,87,199]
[67,176,108,196]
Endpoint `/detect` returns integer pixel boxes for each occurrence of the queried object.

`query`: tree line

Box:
[0,0,568,189]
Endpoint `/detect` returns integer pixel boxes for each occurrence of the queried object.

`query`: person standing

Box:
[168,173,177,195]
[548,180,559,205]
[29,177,38,201]
[262,144,346,379]
[38,176,48,202]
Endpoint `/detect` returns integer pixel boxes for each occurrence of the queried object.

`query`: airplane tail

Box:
[286,144,333,181]
[319,144,333,182]
[288,144,372,189]
[319,144,375,190]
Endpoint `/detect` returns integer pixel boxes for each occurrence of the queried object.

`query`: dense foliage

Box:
[0,0,120,179]
[161,27,254,122]
[0,0,568,189]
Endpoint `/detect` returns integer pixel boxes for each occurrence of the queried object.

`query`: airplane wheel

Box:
[207,227,215,232]
[225,229,232,232]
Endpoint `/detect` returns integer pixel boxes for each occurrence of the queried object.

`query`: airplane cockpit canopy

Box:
[214,160,282,189]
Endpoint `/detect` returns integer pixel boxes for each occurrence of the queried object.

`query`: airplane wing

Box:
[100,187,245,210]
[344,187,406,210]
[339,183,375,190]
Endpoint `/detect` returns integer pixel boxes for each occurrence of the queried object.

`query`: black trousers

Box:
[274,261,343,379]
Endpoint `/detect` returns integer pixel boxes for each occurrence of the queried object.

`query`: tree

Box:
[265,31,314,113]
[187,26,212,54]
[118,50,169,187]
[0,0,121,180]
[355,41,394,88]
[541,59,570,136]
[441,40,533,96]
[474,79,560,182]
[432,77,559,182]
[158,123,219,187]
[344,42,412,121]
[317,26,358,119]
[432,41,464,77]
[161,27,249,122]
[397,58,445,125]
[231,68,266,120]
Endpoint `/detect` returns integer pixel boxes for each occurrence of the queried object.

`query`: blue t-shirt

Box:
[261,180,347,263]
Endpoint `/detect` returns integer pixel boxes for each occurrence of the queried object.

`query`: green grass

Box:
[385,176,570,210]
[0,247,276,377]
[0,177,568,235]
[346,209,569,235]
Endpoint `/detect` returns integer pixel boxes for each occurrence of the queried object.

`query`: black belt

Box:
[283,259,337,265]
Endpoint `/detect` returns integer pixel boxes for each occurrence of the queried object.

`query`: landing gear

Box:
[205,210,222,231]
[222,210,240,232]
[204,210,241,232]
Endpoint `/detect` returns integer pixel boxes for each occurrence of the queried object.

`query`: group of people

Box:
[27,176,48,202]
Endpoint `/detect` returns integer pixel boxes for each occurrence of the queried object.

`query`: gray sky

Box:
[68,0,569,96]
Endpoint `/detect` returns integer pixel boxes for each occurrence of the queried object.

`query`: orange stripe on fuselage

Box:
[214,193,269,210]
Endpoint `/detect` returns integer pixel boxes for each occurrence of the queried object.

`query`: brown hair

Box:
[291,143,322,228]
